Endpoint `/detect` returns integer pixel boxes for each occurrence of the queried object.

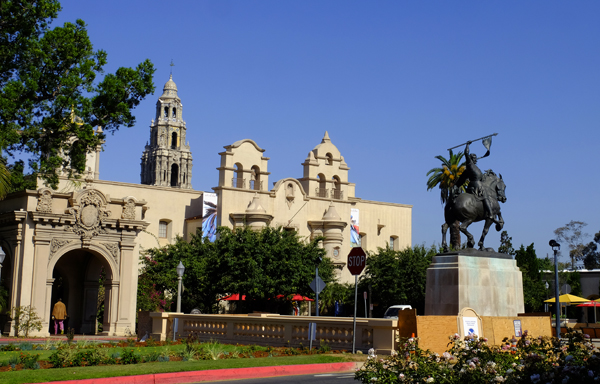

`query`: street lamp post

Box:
[550,240,561,339]
[176,261,185,313]
[173,261,185,341]
[0,247,5,284]
[545,281,549,313]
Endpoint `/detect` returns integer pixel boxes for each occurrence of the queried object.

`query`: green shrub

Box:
[48,346,75,368]
[319,342,331,353]
[11,306,42,337]
[120,349,139,365]
[19,352,40,369]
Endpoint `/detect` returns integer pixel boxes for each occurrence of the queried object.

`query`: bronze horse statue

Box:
[441,171,506,252]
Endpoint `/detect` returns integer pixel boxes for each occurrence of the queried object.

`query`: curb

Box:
[36,362,362,384]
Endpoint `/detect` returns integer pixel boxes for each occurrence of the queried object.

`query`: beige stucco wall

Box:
[214,133,412,284]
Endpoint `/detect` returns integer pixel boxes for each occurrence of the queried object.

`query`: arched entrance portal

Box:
[50,249,115,335]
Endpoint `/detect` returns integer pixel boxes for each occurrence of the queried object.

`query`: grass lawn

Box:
[0,354,352,384]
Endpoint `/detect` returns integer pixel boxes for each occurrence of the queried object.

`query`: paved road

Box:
[196,372,358,383]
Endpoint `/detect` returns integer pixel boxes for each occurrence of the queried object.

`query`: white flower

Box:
[506,369,514,374]
[494,376,505,382]
[370,378,378,382]
[426,378,434,383]
[398,373,405,381]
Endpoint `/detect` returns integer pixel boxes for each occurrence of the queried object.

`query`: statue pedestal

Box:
[424,250,525,317]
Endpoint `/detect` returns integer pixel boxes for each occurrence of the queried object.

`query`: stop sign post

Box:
[347,247,367,354]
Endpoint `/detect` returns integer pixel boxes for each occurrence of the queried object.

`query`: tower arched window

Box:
[317,174,327,197]
[326,153,333,165]
[233,163,244,188]
[171,132,178,148]
[172,107,177,118]
[332,175,342,199]
[164,107,169,118]
[170,163,179,187]
[251,165,261,190]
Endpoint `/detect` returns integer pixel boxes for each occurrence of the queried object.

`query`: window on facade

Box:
[164,107,169,118]
[390,237,394,250]
[326,153,333,165]
[390,236,399,250]
[171,132,177,148]
[172,107,177,117]
[159,221,168,238]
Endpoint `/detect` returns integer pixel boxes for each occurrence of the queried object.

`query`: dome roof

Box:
[161,75,178,97]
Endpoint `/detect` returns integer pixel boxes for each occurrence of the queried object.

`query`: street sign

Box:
[348,247,367,275]
[310,276,326,294]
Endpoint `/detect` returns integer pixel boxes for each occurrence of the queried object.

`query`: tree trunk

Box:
[450,220,461,250]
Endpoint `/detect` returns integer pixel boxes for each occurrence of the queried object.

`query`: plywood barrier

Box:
[415,316,457,354]
[482,316,552,346]
[413,315,551,355]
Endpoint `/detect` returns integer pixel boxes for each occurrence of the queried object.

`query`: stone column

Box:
[102,279,119,336]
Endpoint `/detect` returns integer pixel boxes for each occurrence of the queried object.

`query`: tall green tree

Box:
[498,231,515,256]
[515,244,547,312]
[361,244,437,316]
[1,0,155,188]
[554,220,589,269]
[426,150,465,250]
[139,226,334,314]
[582,230,600,270]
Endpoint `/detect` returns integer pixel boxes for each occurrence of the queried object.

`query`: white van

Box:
[383,305,413,319]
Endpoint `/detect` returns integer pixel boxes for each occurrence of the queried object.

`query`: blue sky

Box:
[53,1,600,260]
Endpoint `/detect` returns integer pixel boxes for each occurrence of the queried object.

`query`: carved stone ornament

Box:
[101,242,120,263]
[121,198,136,220]
[50,238,73,255]
[67,189,111,239]
[36,188,53,213]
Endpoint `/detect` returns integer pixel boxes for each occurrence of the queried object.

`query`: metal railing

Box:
[250,180,263,191]
[315,188,328,198]
[232,178,246,188]
[332,189,343,200]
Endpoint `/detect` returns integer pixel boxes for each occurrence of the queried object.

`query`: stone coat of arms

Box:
[68,189,111,239]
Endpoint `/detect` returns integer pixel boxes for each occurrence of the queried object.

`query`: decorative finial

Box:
[170,59,175,75]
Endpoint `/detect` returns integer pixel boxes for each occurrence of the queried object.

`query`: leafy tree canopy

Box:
[1,0,155,188]
[582,230,600,270]
[139,226,333,314]
[554,220,589,269]
[360,244,437,316]
[515,243,548,312]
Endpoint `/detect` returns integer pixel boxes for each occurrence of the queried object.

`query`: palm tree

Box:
[426,150,466,250]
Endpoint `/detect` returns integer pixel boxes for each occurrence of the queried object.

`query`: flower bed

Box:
[355,330,600,383]
[0,335,346,371]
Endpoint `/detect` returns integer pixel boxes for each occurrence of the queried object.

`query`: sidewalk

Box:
[35,362,362,384]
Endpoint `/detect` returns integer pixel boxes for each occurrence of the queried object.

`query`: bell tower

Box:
[140,75,193,188]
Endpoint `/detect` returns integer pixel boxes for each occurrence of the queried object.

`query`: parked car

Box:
[383,305,413,319]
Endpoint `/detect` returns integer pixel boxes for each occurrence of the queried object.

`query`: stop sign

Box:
[347,247,367,275]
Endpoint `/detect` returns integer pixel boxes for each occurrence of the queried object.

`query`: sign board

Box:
[457,307,483,339]
[347,247,367,275]
[513,320,522,337]
[462,317,479,337]
[310,276,326,294]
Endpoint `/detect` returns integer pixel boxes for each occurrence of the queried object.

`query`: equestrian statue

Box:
[441,134,507,252]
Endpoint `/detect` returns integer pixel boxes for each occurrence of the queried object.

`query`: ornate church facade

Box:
[0,75,411,336]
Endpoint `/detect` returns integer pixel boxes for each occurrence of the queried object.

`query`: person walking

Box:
[52,298,67,335]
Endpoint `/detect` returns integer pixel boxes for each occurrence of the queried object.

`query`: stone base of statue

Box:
[424,249,525,317]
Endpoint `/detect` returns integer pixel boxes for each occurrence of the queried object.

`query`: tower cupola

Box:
[140,74,193,188]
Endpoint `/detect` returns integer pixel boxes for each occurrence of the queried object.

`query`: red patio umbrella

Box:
[220,293,246,301]
[576,300,600,323]
[274,294,314,302]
